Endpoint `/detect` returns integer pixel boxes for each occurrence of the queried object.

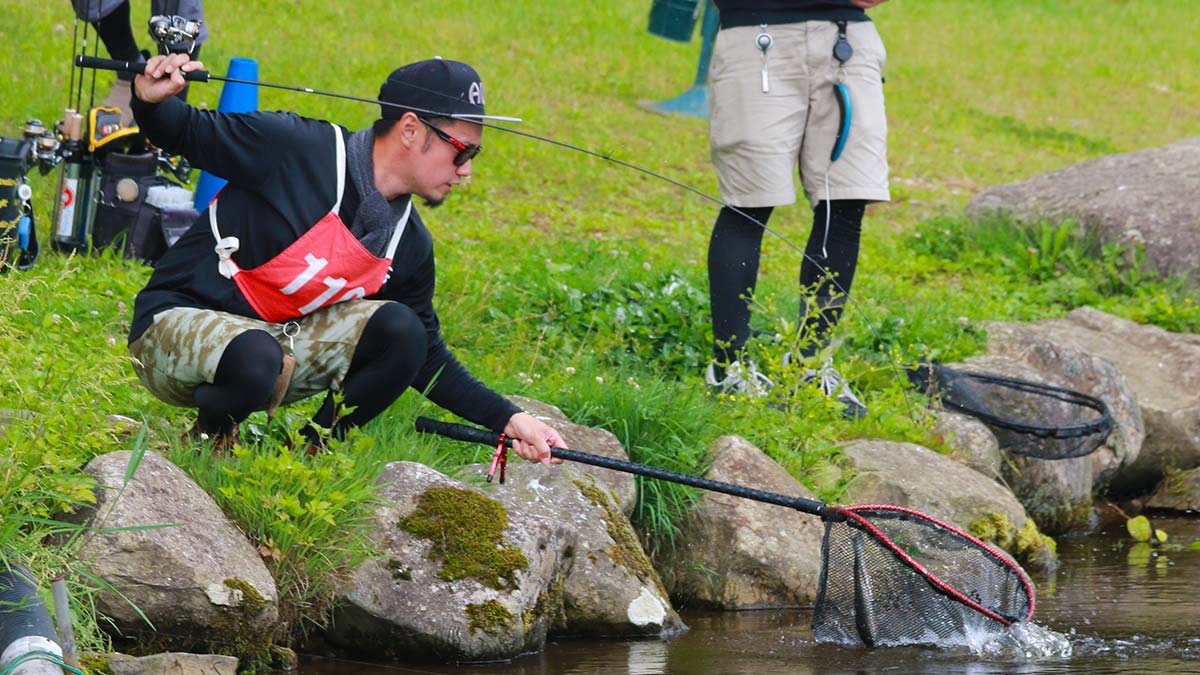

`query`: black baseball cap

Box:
[378,57,521,123]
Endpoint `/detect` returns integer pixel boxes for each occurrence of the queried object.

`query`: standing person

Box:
[704,0,890,418]
[70,0,207,126]
[126,52,564,463]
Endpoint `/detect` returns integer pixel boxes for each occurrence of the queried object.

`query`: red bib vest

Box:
[208,123,411,323]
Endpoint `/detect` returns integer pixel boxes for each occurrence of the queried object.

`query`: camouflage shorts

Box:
[128,300,391,409]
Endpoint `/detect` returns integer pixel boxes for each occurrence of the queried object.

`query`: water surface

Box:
[293,516,1200,674]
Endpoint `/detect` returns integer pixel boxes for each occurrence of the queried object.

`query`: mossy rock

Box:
[398,486,529,590]
[969,512,1057,569]
[574,478,668,600]
[466,599,515,635]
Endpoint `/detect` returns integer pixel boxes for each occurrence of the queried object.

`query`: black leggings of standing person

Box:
[192,302,426,443]
[707,200,866,372]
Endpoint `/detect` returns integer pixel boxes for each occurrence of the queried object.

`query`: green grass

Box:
[2,0,1200,650]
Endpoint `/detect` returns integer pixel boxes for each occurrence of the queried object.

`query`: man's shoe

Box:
[802,359,868,419]
[182,422,240,454]
[706,360,774,398]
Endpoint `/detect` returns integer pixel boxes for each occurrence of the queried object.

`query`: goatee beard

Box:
[422,197,444,208]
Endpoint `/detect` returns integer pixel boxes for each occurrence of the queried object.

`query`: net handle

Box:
[414,417,828,515]
[417,418,1036,628]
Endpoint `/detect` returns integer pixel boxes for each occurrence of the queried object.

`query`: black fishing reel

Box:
[148,15,203,54]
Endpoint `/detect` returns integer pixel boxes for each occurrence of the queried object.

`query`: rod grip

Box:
[413,417,827,515]
[414,416,506,446]
[74,55,210,82]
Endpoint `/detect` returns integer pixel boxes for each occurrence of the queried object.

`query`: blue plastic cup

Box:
[193,58,260,209]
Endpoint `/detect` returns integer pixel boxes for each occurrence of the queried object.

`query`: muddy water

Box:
[291,516,1200,674]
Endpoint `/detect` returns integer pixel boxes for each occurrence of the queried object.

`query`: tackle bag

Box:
[0,137,39,271]
[91,151,162,260]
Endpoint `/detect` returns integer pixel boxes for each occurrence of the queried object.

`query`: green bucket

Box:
[648,0,702,42]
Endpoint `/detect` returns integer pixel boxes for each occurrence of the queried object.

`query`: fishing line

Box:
[74,56,921,419]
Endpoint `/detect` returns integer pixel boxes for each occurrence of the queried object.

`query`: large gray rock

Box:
[328,462,568,661]
[671,436,825,609]
[509,396,637,516]
[1001,308,1200,495]
[966,136,1200,282]
[102,652,238,675]
[984,318,1145,487]
[482,463,684,637]
[934,411,1003,482]
[75,452,278,658]
[1145,467,1200,513]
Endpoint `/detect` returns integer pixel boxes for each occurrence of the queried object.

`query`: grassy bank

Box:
[2,0,1199,654]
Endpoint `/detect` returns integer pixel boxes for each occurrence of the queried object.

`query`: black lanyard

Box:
[834,21,853,64]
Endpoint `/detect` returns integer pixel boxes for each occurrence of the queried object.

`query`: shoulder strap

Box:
[383,200,413,261]
[208,200,241,279]
[331,122,346,214]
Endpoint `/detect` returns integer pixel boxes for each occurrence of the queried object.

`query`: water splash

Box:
[975,622,1074,659]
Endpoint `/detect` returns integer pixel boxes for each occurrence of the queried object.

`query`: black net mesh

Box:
[908,362,1114,460]
[812,506,1034,647]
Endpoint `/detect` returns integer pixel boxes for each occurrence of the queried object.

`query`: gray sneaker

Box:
[706,360,774,398]
[790,356,868,419]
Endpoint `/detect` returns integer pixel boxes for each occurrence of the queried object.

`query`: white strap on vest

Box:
[384,200,413,261]
[331,122,346,214]
[209,200,240,279]
[209,122,348,280]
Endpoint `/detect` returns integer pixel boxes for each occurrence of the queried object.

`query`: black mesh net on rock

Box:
[908,362,1114,460]
[812,505,1035,647]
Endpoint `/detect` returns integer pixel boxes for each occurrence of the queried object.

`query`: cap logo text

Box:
[469,82,484,106]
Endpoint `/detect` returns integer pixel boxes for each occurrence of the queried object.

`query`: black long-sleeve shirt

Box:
[128,93,520,431]
[714,0,871,28]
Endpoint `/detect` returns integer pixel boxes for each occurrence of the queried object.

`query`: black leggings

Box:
[707,200,865,364]
[193,302,426,440]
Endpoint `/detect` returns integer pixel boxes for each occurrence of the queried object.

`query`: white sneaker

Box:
[786,355,869,419]
[706,360,774,398]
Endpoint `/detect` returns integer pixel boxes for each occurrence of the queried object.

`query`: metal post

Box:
[50,577,78,671]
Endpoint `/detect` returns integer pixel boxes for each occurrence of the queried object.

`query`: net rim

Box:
[831,504,1037,626]
[911,364,1115,439]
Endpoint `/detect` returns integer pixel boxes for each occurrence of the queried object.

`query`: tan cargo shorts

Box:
[708,20,890,207]
[128,300,390,409]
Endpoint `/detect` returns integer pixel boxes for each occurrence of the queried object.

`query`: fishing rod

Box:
[74,54,919,417]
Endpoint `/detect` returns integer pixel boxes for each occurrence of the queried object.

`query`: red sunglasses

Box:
[418,117,482,166]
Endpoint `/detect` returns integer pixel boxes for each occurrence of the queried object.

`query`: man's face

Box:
[415,119,482,207]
